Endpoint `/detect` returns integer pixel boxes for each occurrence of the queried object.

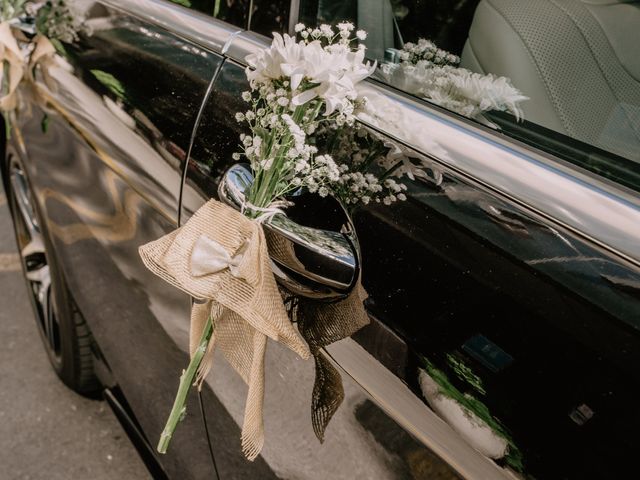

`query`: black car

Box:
[2,0,640,478]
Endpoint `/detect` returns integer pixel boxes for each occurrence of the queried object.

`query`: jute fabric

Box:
[283,283,369,441]
[0,22,24,111]
[265,228,370,440]
[28,35,56,90]
[139,200,310,460]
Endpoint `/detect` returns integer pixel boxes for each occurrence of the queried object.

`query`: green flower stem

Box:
[247,104,309,211]
[157,315,214,454]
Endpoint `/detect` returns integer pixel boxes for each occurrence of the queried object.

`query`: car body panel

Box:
[8,2,223,477]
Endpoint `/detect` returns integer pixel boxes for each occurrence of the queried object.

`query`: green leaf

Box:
[41,114,49,134]
[90,70,127,101]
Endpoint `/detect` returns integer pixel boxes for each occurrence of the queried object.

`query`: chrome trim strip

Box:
[325,339,514,480]
[222,32,640,267]
[103,0,241,54]
[288,0,301,35]
[224,30,271,65]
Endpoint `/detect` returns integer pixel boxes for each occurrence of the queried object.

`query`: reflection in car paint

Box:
[418,358,524,472]
[32,66,180,224]
[41,170,141,245]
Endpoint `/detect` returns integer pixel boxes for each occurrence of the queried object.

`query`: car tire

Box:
[4,153,100,395]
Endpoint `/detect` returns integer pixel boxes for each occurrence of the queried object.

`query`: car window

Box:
[168,0,250,30]
[297,0,640,193]
[248,0,290,36]
[168,0,289,35]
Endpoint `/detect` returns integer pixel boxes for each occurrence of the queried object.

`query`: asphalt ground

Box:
[0,190,150,480]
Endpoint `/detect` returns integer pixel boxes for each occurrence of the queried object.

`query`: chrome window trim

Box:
[103,0,242,54]
[360,81,640,267]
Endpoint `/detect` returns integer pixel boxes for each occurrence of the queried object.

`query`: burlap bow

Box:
[28,34,56,91]
[139,200,310,460]
[0,21,24,112]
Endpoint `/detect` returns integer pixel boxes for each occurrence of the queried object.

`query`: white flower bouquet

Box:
[234,22,377,215]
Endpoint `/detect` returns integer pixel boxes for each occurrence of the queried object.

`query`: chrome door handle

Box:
[218,164,360,299]
[9,16,37,36]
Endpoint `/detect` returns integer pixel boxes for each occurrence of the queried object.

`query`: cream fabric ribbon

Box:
[140,200,310,461]
[190,235,250,280]
[0,21,25,112]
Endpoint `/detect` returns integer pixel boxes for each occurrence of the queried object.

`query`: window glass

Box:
[168,0,289,38]
[249,0,290,37]
[168,0,250,30]
[298,0,640,192]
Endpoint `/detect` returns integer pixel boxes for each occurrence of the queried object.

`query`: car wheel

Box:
[6,155,99,395]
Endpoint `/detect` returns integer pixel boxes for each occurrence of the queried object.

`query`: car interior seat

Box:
[460,0,640,162]
[357,0,395,61]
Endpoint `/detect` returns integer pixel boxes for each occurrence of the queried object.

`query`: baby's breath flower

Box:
[337,22,354,32]
[320,24,333,37]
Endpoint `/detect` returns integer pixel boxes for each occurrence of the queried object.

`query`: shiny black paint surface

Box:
[354,177,640,478]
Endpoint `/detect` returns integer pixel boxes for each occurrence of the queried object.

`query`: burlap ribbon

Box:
[266,231,370,441]
[0,21,24,112]
[28,34,56,90]
[139,200,311,460]
[140,199,371,458]
[283,284,369,441]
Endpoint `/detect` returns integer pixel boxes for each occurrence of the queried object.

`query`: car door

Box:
[176,34,507,480]
[10,0,235,477]
[180,56,468,480]
[182,4,640,480]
